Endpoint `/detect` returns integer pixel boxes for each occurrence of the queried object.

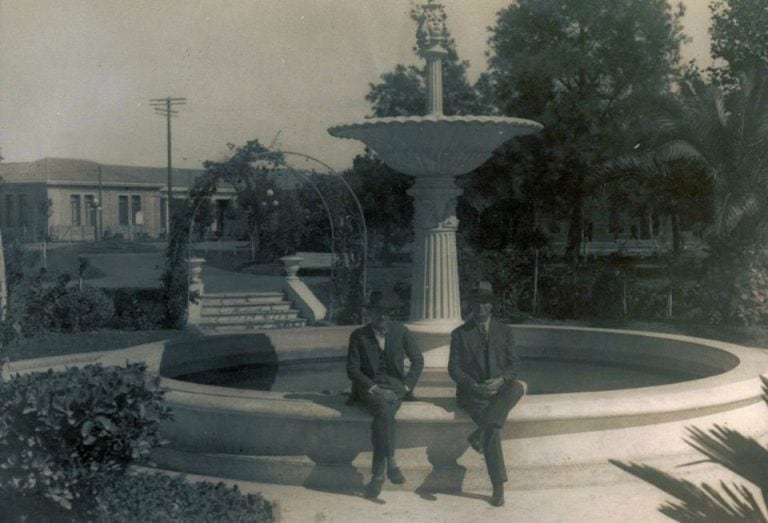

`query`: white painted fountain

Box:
[329,2,541,332]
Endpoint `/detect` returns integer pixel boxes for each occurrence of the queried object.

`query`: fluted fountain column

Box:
[408,177,462,327]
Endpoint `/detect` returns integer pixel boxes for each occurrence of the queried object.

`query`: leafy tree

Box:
[346,149,413,266]
[709,0,768,88]
[0,154,7,323]
[202,140,283,261]
[487,0,687,262]
[365,5,492,117]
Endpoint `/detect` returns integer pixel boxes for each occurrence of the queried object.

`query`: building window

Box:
[84,195,96,226]
[118,196,129,226]
[5,195,14,227]
[160,197,167,230]
[70,195,81,226]
[18,195,28,227]
[131,195,141,225]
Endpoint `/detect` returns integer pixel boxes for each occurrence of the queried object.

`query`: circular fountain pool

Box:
[9,325,768,491]
[172,356,704,395]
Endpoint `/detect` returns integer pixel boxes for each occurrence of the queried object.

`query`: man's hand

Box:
[475,377,506,397]
[371,385,398,403]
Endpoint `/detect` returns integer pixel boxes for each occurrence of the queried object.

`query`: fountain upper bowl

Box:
[328,115,542,176]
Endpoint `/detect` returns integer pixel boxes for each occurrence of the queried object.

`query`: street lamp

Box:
[252,189,279,260]
[91,198,103,241]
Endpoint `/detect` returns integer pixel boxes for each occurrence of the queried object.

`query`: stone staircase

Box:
[197,292,307,334]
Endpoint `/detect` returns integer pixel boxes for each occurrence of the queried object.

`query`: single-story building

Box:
[0,158,242,241]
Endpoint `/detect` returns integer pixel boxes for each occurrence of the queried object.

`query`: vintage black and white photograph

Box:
[1,0,767,521]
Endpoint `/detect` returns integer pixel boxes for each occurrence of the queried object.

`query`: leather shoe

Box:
[490,484,505,507]
[467,428,484,453]
[365,474,385,499]
[387,467,406,484]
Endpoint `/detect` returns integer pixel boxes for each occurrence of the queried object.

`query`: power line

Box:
[149,96,187,234]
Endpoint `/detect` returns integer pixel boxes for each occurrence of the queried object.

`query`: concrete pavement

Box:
[166,470,677,523]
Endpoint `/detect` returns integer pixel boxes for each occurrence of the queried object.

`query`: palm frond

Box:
[610,460,768,522]
[762,375,768,406]
[684,425,768,492]
[654,140,707,165]
[713,90,729,128]
[720,193,761,234]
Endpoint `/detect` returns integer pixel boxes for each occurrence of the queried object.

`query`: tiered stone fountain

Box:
[329,2,542,332]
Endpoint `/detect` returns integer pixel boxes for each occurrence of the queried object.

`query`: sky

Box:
[0,0,712,173]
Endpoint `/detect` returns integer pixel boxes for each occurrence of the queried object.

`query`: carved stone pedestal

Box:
[407,177,462,332]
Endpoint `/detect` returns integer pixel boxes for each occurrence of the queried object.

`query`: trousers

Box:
[360,380,407,476]
[459,380,525,485]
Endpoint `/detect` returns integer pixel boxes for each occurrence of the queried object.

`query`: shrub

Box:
[90,472,274,522]
[2,273,117,345]
[627,283,669,321]
[685,248,768,326]
[45,285,116,332]
[108,288,165,330]
[161,209,192,329]
[537,266,593,320]
[0,363,172,511]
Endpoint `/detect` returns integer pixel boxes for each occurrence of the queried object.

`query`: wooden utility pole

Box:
[97,165,103,240]
[149,96,186,234]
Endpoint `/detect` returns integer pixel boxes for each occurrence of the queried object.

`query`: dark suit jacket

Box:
[346,321,424,401]
[448,318,519,402]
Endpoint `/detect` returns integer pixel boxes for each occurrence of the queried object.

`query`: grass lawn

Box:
[19,241,166,286]
[4,329,199,362]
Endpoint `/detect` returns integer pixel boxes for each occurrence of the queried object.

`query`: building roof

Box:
[0,158,203,189]
[0,158,307,192]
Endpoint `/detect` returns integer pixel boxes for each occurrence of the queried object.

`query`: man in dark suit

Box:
[448,281,526,507]
[347,292,424,499]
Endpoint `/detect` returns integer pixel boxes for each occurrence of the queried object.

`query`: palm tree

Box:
[648,65,768,252]
[597,152,713,255]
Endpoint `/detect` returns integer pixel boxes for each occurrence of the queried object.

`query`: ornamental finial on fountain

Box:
[415,1,449,56]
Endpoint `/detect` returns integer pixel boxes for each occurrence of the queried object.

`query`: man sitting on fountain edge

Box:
[448,281,526,507]
[347,291,424,499]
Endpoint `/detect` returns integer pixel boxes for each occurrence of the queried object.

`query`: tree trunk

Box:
[564,172,585,266]
[249,232,257,261]
[382,221,392,267]
[672,213,681,254]
[0,229,6,321]
[532,248,539,315]
[647,207,654,240]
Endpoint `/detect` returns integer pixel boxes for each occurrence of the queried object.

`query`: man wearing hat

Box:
[347,291,424,499]
[448,281,526,507]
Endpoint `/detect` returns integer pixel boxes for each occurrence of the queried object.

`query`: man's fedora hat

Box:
[364,290,400,311]
[467,280,495,302]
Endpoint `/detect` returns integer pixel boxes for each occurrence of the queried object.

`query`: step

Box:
[201,292,286,306]
[201,303,292,314]
[200,311,301,324]
[198,319,307,333]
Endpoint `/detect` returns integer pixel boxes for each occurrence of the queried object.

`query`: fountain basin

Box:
[11,325,766,491]
[328,115,542,176]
